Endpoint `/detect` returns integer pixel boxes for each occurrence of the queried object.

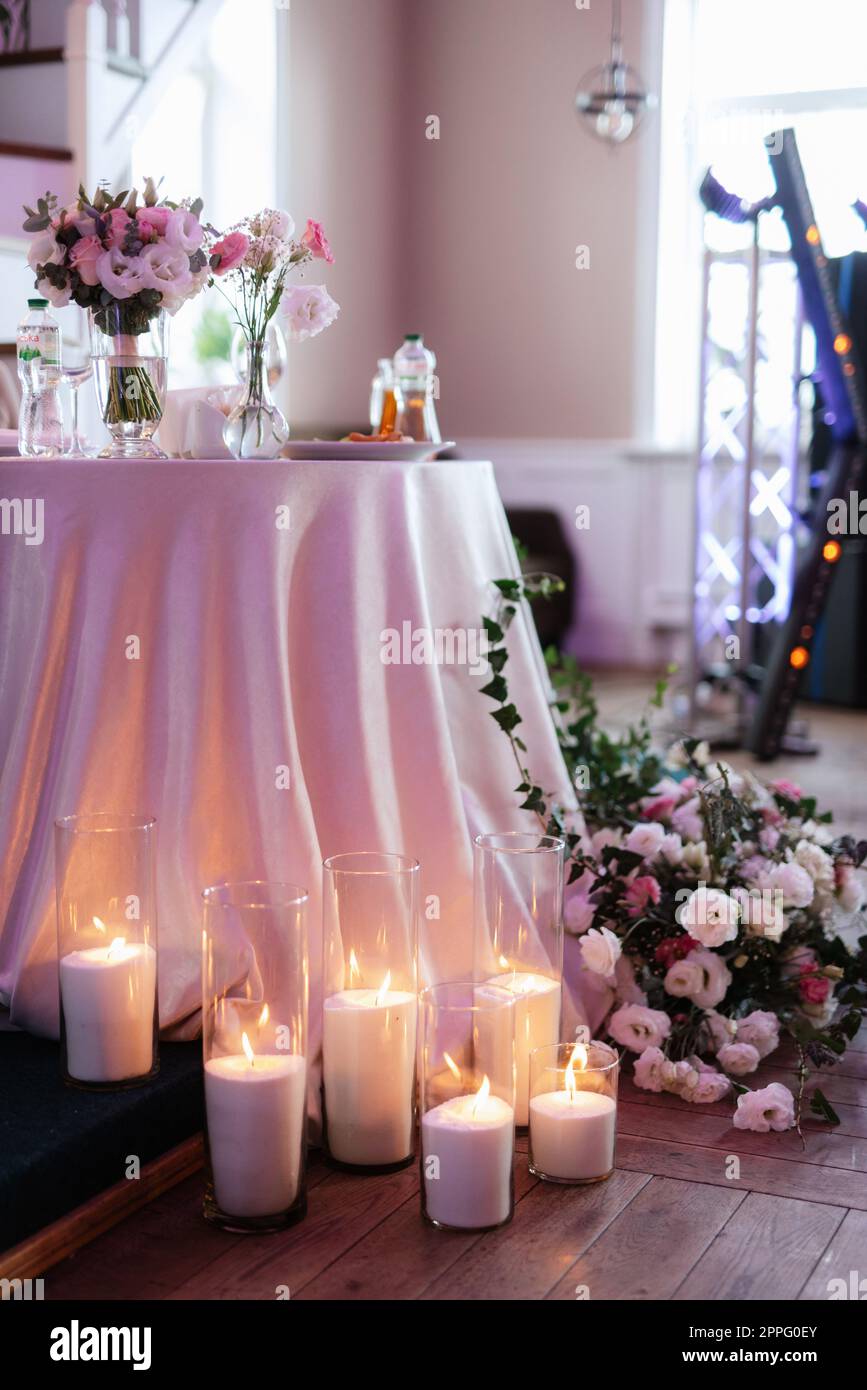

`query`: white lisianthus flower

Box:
[679,886,740,948]
[27,230,64,273]
[36,275,72,308]
[837,863,866,914]
[165,208,204,254]
[733,1082,794,1132]
[794,839,835,892]
[682,840,711,877]
[139,243,192,311]
[607,1003,671,1054]
[251,208,295,242]
[95,248,148,300]
[625,821,666,859]
[281,283,340,342]
[702,1009,738,1052]
[717,1041,761,1076]
[579,926,621,978]
[736,1009,780,1060]
[732,885,786,943]
[769,860,815,910]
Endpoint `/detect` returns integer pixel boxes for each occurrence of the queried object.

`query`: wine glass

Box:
[61,333,95,458]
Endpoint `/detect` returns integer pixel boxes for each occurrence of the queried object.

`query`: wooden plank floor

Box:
[43,1048,867,1301]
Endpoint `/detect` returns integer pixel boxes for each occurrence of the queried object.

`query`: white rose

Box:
[795,839,835,892]
[579,926,621,978]
[660,832,684,865]
[769,860,814,909]
[625,822,666,859]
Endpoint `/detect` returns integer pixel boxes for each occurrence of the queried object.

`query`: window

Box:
[655,0,867,448]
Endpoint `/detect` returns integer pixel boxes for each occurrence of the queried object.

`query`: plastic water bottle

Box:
[17,297,64,456]
[393,334,441,443]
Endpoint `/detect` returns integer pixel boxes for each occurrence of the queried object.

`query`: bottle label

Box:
[17,328,59,367]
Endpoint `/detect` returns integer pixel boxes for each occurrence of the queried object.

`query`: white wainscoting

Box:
[460,438,694,671]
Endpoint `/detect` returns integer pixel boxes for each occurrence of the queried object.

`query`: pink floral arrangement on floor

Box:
[566,739,867,1133]
[23,179,212,334]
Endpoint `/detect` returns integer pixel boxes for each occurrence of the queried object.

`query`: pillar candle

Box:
[484,972,561,1124]
[59,939,156,1083]
[205,1051,306,1217]
[422,1083,514,1229]
[323,986,417,1165]
[529,1089,616,1181]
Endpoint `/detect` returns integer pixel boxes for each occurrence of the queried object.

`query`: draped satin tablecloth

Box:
[0,457,581,1108]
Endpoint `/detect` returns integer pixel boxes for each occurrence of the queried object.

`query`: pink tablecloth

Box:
[0,457,582,1101]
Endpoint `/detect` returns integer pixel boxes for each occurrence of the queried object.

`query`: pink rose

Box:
[69,233,103,286]
[717,1041,760,1076]
[771,778,804,801]
[608,1003,671,1054]
[798,964,830,1005]
[641,794,677,822]
[210,231,250,275]
[105,207,131,247]
[137,206,172,240]
[301,218,334,263]
[733,1082,795,1132]
[625,875,661,916]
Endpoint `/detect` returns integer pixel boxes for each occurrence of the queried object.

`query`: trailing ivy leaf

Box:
[479,674,508,703]
[491,704,522,735]
[810,1088,840,1125]
[488,647,508,674]
[493,579,522,598]
[483,616,504,643]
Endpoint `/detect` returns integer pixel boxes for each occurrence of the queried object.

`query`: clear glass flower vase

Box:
[89,305,168,459]
[223,337,290,460]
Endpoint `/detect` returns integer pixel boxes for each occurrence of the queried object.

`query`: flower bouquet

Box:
[23,180,211,457]
[208,211,339,458]
[479,580,867,1137]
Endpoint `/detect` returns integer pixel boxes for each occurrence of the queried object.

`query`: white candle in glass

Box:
[323,970,417,1166]
[422,1075,514,1229]
[484,969,561,1125]
[59,931,157,1083]
[205,1032,306,1218]
[529,1044,616,1181]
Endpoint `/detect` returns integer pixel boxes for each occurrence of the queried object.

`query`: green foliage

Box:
[193,305,235,366]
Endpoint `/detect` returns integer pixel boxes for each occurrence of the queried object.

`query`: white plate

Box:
[282,439,456,462]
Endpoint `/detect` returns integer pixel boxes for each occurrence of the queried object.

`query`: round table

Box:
[0,456,577,1106]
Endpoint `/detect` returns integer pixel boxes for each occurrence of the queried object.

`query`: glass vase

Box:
[89,304,168,459]
[54,812,159,1090]
[473,831,565,1127]
[321,852,419,1172]
[202,881,309,1232]
[223,336,290,460]
[529,1040,619,1184]
[420,982,516,1231]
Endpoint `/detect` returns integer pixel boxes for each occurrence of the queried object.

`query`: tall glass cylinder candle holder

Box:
[529,1040,619,1184]
[55,813,159,1090]
[420,982,516,1231]
[473,831,565,1126]
[322,852,419,1172]
[202,881,309,1232]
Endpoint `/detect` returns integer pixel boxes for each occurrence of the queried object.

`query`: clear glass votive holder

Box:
[473,831,565,1126]
[202,881,309,1233]
[420,982,516,1232]
[528,1040,619,1184]
[54,812,159,1090]
[322,852,419,1172]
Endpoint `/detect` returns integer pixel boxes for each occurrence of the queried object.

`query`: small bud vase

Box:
[223,336,290,460]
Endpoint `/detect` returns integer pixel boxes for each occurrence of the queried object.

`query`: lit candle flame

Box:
[93,916,106,934]
[471,1074,491,1117]
[498,954,510,969]
[107,937,126,960]
[374,970,392,1007]
[241,1031,255,1067]
[259,1003,270,1027]
[565,1042,588,1099]
[443,1051,461,1082]
[349,949,360,985]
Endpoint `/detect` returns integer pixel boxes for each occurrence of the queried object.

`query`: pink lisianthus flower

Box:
[717,1041,761,1076]
[69,234,103,286]
[664,948,732,1010]
[733,1082,795,1132]
[104,207,131,247]
[281,283,340,341]
[608,1002,671,1054]
[27,230,64,274]
[736,1009,780,1059]
[625,822,666,859]
[301,218,334,264]
[166,208,203,254]
[137,206,173,240]
[139,243,192,311]
[95,248,148,300]
[633,1045,668,1092]
[210,231,250,275]
[624,875,661,917]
